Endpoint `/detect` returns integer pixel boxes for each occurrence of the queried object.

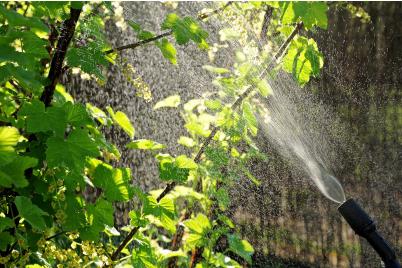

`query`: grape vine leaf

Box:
[156,38,177,65]
[0,5,49,33]
[63,102,92,127]
[131,238,158,268]
[66,42,110,80]
[93,163,133,202]
[255,78,272,97]
[18,100,66,136]
[227,234,254,264]
[0,126,20,165]
[280,2,328,30]
[183,213,211,248]
[158,154,196,183]
[106,106,135,139]
[0,217,13,233]
[0,156,37,188]
[46,129,100,172]
[282,37,324,86]
[0,232,14,251]
[143,195,176,233]
[177,136,195,148]
[15,196,48,231]
[126,139,165,150]
[63,194,86,230]
[162,13,209,48]
[0,64,44,94]
[80,199,114,241]
[153,95,181,110]
[242,101,258,136]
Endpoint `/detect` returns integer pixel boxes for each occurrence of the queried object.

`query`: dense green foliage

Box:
[0,1,336,267]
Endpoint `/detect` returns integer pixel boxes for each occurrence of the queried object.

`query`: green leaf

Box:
[31,1,69,20]
[280,2,328,30]
[183,213,211,248]
[63,194,86,230]
[282,37,324,86]
[202,65,230,74]
[0,64,43,94]
[128,20,141,32]
[156,38,177,65]
[93,163,133,202]
[175,155,197,169]
[205,147,229,167]
[143,195,176,233]
[66,42,109,80]
[0,126,20,166]
[170,186,205,201]
[0,5,49,33]
[153,95,181,110]
[80,199,114,241]
[0,156,37,188]
[105,225,120,236]
[129,210,148,228]
[158,154,196,183]
[0,232,14,251]
[106,106,135,139]
[0,29,49,59]
[162,13,209,48]
[242,102,258,136]
[255,79,272,97]
[227,234,254,264]
[86,103,108,125]
[219,27,241,42]
[15,196,48,230]
[126,139,165,150]
[0,217,14,233]
[46,129,100,172]
[205,99,223,110]
[177,136,195,148]
[63,102,92,127]
[215,188,230,210]
[18,100,66,136]
[131,238,157,268]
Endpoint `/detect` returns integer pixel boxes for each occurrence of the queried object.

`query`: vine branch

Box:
[105,2,233,55]
[40,7,82,107]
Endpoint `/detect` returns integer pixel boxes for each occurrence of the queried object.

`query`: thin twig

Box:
[40,7,82,107]
[104,30,172,54]
[105,2,234,55]
[45,231,67,241]
[110,226,140,260]
[197,1,233,20]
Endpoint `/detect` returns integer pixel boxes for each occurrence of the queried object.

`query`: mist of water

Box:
[257,72,347,204]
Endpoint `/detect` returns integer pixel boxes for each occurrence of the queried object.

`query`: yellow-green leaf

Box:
[0,126,20,166]
[107,106,135,138]
[153,95,181,110]
[126,139,165,150]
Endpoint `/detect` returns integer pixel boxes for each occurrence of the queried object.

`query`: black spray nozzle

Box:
[338,198,401,268]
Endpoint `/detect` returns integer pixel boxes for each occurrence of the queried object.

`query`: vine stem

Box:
[105,2,233,55]
[40,7,82,107]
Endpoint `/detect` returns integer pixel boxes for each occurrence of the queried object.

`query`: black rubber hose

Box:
[338,198,401,268]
